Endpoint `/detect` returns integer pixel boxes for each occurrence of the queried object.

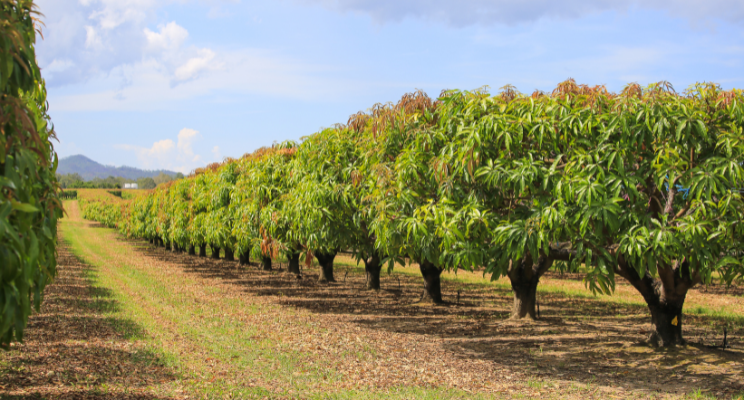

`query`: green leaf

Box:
[11,202,38,213]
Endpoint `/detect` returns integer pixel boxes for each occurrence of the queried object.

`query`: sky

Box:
[36,0,744,174]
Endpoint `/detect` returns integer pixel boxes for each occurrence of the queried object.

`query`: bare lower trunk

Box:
[188,244,196,256]
[287,252,301,274]
[211,245,221,260]
[507,255,553,319]
[238,251,250,266]
[315,250,337,283]
[511,279,539,319]
[198,244,207,257]
[224,247,235,261]
[262,256,272,271]
[616,257,696,347]
[364,252,382,290]
[649,301,685,346]
[165,241,171,251]
[419,259,443,304]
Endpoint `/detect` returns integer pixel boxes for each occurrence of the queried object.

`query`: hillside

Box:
[58,155,178,180]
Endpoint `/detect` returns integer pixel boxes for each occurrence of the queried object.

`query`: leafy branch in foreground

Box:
[0,0,62,348]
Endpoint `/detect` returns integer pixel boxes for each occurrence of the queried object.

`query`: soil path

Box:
[3,201,743,399]
[0,205,182,399]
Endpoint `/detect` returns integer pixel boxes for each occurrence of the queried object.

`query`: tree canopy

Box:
[0,0,62,347]
[79,80,744,347]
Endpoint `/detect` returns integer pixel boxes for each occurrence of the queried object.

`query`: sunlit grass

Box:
[60,212,503,399]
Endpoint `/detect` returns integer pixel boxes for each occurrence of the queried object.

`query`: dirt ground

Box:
[0,241,180,399]
[114,238,744,398]
[1,201,743,399]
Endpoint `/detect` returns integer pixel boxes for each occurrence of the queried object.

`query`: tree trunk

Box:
[165,241,171,251]
[261,256,272,271]
[188,244,196,256]
[507,255,553,319]
[511,278,539,319]
[198,244,207,257]
[364,252,382,290]
[615,257,696,347]
[238,251,250,266]
[419,259,443,304]
[287,252,301,275]
[315,250,337,283]
[648,300,685,347]
[211,245,221,259]
[224,247,235,261]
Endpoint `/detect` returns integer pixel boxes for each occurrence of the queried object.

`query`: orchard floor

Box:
[1,201,743,399]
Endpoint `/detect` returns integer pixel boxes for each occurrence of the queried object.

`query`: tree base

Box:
[507,256,553,320]
[188,245,196,256]
[211,246,221,260]
[287,252,301,274]
[365,254,382,290]
[316,250,337,283]
[419,260,443,304]
[262,256,272,271]
[238,252,250,266]
[648,305,685,347]
[198,244,207,257]
[510,282,538,320]
[224,248,235,261]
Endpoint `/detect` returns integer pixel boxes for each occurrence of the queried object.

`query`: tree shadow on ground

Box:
[0,243,179,400]
[136,238,744,399]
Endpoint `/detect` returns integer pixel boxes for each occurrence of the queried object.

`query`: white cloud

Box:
[85,0,156,30]
[117,128,209,173]
[136,138,176,166]
[174,49,217,82]
[144,22,189,51]
[298,0,744,27]
[35,0,224,87]
[48,49,358,112]
[84,26,104,49]
[211,145,221,161]
[45,59,75,73]
[177,128,202,162]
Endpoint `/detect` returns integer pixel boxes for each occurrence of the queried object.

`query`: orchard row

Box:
[80,81,744,347]
[0,1,63,348]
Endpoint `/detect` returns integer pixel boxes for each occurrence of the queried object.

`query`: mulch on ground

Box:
[3,200,743,399]
[137,242,744,399]
[0,238,182,400]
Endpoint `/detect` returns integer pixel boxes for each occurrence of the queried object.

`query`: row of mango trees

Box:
[0,0,62,348]
[80,81,744,347]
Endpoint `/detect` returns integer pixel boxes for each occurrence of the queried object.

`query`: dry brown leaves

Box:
[0,235,182,399]
[4,202,744,399]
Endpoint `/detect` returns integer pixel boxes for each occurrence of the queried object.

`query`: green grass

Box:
[332,257,744,328]
[60,217,504,399]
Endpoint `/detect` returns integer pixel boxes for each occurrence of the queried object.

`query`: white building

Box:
[124,183,138,189]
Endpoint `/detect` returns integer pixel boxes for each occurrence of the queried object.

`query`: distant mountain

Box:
[57,155,178,181]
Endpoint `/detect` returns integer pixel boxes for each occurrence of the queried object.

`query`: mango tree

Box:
[364,91,452,301]
[438,81,743,346]
[285,127,365,283]
[231,143,297,271]
[0,0,63,347]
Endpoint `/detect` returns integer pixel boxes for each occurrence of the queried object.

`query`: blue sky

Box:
[36,0,744,174]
